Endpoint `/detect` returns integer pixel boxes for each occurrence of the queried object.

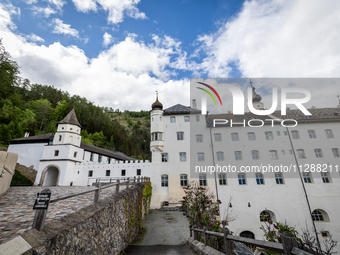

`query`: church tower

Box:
[52,108,82,147]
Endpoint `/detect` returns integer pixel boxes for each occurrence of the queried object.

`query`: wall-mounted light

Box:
[248,202,251,207]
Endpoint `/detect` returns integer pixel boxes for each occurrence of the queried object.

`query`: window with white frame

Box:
[214,133,222,142]
[177,132,184,140]
[289,150,293,155]
[54,150,59,156]
[217,152,224,161]
[219,174,227,185]
[161,153,168,162]
[234,151,242,161]
[121,169,126,176]
[184,116,190,122]
[276,131,281,136]
[332,148,340,158]
[90,153,94,162]
[303,172,312,183]
[291,130,300,139]
[269,150,278,160]
[196,134,203,143]
[197,153,205,161]
[248,132,256,141]
[238,173,246,185]
[325,129,334,138]
[170,117,176,123]
[152,132,163,141]
[312,210,324,221]
[321,172,330,183]
[161,175,168,187]
[180,174,188,186]
[281,150,285,155]
[231,133,239,141]
[265,131,274,140]
[196,115,200,121]
[284,131,288,136]
[275,172,284,184]
[199,174,207,186]
[252,150,260,160]
[297,149,306,158]
[256,173,264,185]
[98,155,102,163]
[314,149,323,158]
[308,130,317,138]
[179,152,186,162]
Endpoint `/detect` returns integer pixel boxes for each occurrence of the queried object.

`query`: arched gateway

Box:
[40,165,60,186]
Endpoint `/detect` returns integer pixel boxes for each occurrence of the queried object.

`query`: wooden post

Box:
[203,226,207,245]
[116,179,120,193]
[126,177,130,189]
[281,232,298,255]
[32,188,51,231]
[193,225,197,240]
[224,227,233,255]
[94,182,101,203]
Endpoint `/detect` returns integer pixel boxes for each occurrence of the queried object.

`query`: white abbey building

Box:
[8,109,151,186]
[149,90,340,252]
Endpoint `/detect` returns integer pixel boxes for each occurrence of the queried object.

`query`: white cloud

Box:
[0,3,20,30]
[26,33,45,42]
[195,0,340,78]
[44,0,65,11]
[72,0,147,25]
[72,0,97,12]
[52,18,79,37]
[102,32,113,47]
[0,4,188,110]
[31,6,57,18]
[23,0,38,4]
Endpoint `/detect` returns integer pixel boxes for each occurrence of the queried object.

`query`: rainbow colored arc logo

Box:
[196,82,223,106]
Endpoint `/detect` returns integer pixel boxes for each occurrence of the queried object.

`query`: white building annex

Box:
[8,109,151,187]
[149,90,340,252]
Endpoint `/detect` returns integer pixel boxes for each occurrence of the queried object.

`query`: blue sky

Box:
[1,0,340,111]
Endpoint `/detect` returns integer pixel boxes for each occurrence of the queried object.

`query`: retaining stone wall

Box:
[15,163,37,183]
[21,183,146,255]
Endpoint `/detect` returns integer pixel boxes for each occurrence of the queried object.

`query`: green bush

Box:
[10,169,33,186]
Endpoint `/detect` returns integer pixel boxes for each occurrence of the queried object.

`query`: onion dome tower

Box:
[250,79,264,110]
[150,92,164,152]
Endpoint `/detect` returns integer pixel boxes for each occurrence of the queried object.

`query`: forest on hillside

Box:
[0,39,151,160]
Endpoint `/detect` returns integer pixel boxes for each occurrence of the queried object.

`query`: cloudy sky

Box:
[1,0,340,111]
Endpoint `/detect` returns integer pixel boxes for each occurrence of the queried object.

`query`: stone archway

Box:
[40,165,60,186]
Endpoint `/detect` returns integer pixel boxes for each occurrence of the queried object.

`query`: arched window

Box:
[240,231,255,239]
[311,210,330,222]
[260,211,272,222]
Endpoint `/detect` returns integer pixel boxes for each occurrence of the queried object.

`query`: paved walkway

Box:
[126,210,195,254]
[0,185,124,244]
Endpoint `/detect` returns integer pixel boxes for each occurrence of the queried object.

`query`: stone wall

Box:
[20,183,146,255]
[15,163,37,183]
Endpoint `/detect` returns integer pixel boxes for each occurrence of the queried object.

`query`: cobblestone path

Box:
[0,185,124,244]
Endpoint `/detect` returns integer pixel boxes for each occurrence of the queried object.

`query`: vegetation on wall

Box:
[10,169,33,186]
[0,39,151,159]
